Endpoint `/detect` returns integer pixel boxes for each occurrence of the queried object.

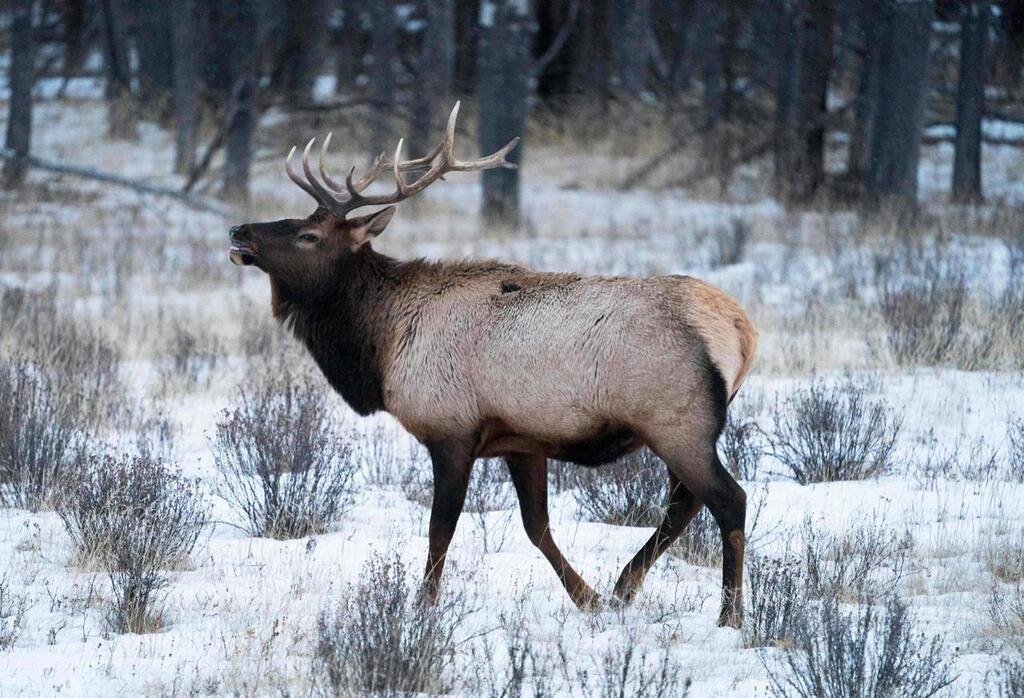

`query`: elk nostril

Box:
[229,226,241,240]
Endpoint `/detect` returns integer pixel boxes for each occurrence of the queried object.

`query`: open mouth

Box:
[229,243,257,266]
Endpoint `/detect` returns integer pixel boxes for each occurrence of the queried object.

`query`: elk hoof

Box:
[573,589,603,613]
[612,570,643,605]
[717,606,743,629]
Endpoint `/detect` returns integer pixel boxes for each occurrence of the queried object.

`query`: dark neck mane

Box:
[270,248,401,416]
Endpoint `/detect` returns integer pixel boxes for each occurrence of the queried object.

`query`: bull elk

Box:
[228,103,757,627]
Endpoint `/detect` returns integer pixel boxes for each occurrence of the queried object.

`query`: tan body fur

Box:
[378,262,757,459]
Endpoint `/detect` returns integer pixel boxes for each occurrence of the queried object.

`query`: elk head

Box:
[228,103,519,300]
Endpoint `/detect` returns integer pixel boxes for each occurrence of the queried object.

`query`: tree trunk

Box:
[279,0,327,103]
[60,0,87,83]
[848,0,882,186]
[773,0,803,196]
[99,0,137,140]
[136,0,175,117]
[454,0,482,96]
[566,0,612,97]
[171,0,201,174]
[611,0,651,95]
[952,0,988,203]
[369,0,398,153]
[868,0,933,207]
[477,0,534,226]
[410,0,456,156]
[4,0,34,189]
[221,4,258,203]
[994,0,1024,87]
[790,0,834,202]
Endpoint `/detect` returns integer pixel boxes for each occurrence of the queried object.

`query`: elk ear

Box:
[346,206,396,249]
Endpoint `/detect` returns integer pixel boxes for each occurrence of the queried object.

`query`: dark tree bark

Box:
[454,0,481,95]
[4,0,35,189]
[171,0,201,174]
[791,0,834,202]
[994,0,1024,87]
[868,0,933,207]
[368,0,398,152]
[136,0,175,115]
[565,0,612,97]
[278,0,327,103]
[99,0,137,139]
[410,0,456,156]
[664,0,697,94]
[772,0,834,203]
[221,3,258,203]
[60,0,87,84]
[848,0,882,186]
[611,0,651,95]
[952,0,988,203]
[477,0,535,225]
[773,0,803,194]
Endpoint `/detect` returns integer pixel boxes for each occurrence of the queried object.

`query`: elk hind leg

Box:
[645,434,746,628]
[613,469,702,604]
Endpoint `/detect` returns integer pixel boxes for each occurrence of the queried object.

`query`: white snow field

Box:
[1,96,1023,696]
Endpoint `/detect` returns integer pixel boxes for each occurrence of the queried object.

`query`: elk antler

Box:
[285,102,520,219]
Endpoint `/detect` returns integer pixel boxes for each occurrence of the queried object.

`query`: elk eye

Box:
[298,233,319,244]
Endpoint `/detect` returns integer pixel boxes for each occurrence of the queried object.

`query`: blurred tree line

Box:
[2,0,1023,220]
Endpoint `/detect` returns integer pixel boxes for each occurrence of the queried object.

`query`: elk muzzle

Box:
[228,225,257,266]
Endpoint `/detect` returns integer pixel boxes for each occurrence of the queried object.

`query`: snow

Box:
[0,92,1023,695]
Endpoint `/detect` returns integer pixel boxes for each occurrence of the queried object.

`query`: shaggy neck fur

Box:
[269,246,403,416]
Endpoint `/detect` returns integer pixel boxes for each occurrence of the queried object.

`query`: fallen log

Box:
[0,148,235,217]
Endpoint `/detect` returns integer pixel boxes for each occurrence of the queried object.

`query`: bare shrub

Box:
[765,597,956,698]
[766,378,902,484]
[1008,417,1024,483]
[1,287,123,429]
[996,659,1024,698]
[313,552,465,696]
[571,633,692,697]
[743,555,807,649]
[572,449,666,527]
[914,432,1001,486]
[719,414,762,481]
[465,459,516,553]
[709,216,750,268]
[211,374,358,539]
[0,573,29,650]
[55,455,207,634]
[991,581,1024,653]
[159,321,222,391]
[56,454,206,569]
[468,608,558,697]
[875,248,1023,370]
[802,519,910,602]
[359,422,408,487]
[669,507,721,567]
[0,359,85,510]
[986,535,1024,585]
[878,262,969,366]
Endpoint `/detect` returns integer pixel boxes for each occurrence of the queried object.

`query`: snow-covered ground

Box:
[1,97,1023,695]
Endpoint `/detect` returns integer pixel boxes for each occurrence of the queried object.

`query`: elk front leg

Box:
[421,438,474,604]
[613,470,702,604]
[505,453,600,611]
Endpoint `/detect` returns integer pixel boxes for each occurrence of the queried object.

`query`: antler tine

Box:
[450,135,520,171]
[392,139,406,195]
[318,132,347,193]
[301,137,344,210]
[286,145,322,202]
